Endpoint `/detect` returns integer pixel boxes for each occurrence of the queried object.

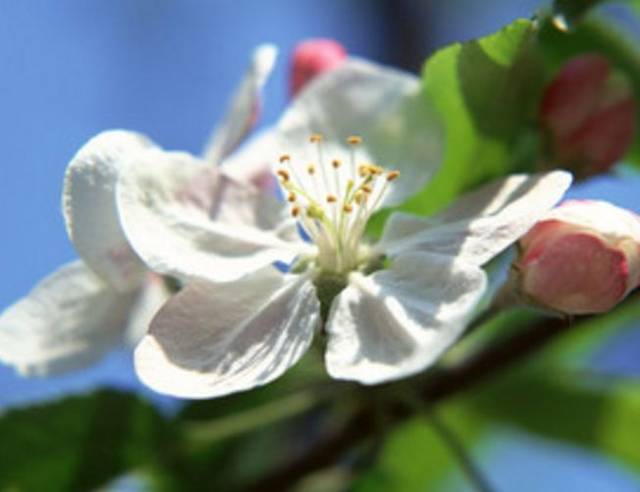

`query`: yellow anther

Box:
[307,204,324,219]
[386,170,400,182]
[358,165,370,177]
[310,133,324,143]
[343,203,354,213]
[277,169,290,182]
[354,190,367,204]
[332,159,341,169]
[279,154,291,163]
[369,165,384,176]
[347,135,362,145]
[307,164,316,175]
[291,206,301,217]
[287,192,297,202]
[326,194,338,203]
[362,184,373,194]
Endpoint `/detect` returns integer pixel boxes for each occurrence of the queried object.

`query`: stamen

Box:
[354,190,367,205]
[291,205,301,217]
[326,194,337,203]
[358,165,370,177]
[277,169,290,182]
[347,135,362,145]
[310,133,324,143]
[307,164,316,175]
[279,154,291,163]
[362,184,373,194]
[332,159,341,169]
[343,203,354,213]
[287,192,297,202]
[387,170,400,181]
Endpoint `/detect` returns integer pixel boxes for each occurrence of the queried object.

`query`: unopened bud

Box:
[513,200,640,315]
[290,39,347,97]
[540,54,636,178]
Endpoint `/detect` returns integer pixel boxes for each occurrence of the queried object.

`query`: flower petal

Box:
[203,44,277,164]
[221,129,279,193]
[63,130,155,291]
[277,58,443,207]
[117,148,307,283]
[134,269,319,399]
[124,273,171,346]
[378,171,572,266]
[0,261,136,376]
[325,252,487,385]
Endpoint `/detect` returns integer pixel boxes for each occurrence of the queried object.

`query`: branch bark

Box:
[243,315,571,492]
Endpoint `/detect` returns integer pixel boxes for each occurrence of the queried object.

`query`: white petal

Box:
[134,269,319,399]
[325,252,487,384]
[540,199,640,242]
[203,44,277,164]
[63,130,155,291]
[221,129,278,192]
[117,148,307,283]
[277,58,443,207]
[0,261,136,376]
[378,171,572,266]
[124,273,171,346]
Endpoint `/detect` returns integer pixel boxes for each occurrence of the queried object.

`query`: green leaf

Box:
[469,371,640,471]
[350,402,486,492]
[407,19,545,217]
[0,391,166,492]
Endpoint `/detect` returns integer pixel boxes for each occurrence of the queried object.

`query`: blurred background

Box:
[1,1,639,491]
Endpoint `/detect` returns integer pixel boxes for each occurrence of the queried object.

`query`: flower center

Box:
[276,133,399,275]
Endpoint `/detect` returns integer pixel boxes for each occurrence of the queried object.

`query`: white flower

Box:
[0,45,277,376]
[119,58,573,398]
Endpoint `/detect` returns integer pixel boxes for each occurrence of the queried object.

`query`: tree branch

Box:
[243,315,571,491]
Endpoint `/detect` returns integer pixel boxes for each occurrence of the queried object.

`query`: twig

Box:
[425,410,495,492]
[242,315,571,491]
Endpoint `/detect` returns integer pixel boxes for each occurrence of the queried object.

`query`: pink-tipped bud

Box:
[540,54,636,177]
[513,200,640,315]
[290,39,347,97]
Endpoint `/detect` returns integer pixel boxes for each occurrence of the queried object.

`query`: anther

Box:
[362,184,373,194]
[358,165,370,177]
[277,169,290,182]
[279,154,291,163]
[291,206,301,217]
[326,194,337,203]
[354,190,367,204]
[332,159,341,169]
[347,135,362,145]
[307,164,316,175]
[369,165,384,176]
[386,170,400,181]
[310,133,324,143]
[287,192,297,202]
[343,203,354,213]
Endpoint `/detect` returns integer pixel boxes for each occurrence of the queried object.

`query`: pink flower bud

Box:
[290,39,347,97]
[514,200,640,314]
[540,54,636,177]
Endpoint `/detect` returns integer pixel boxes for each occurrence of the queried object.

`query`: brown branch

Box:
[243,315,571,492]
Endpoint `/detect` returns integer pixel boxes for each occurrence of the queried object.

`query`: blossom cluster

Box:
[1,41,637,400]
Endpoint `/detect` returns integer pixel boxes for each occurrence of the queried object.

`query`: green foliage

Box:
[403,19,545,218]
[0,391,166,492]
[468,370,640,471]
[350,403,485,492]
